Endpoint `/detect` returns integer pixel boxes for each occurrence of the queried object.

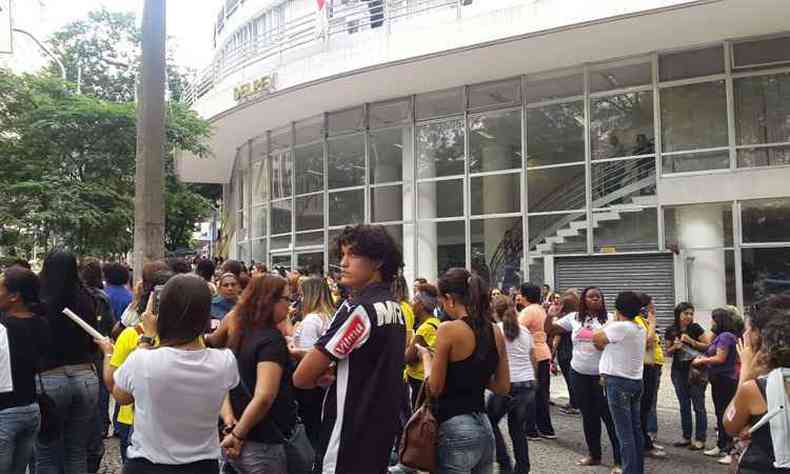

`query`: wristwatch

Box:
[138,335,156,346]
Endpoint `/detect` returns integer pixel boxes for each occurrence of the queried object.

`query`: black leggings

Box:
[710,374,738,454]
[526,360,555,436]
[124,458,218,474]
[571,369,621,464]
[640,365,660,450]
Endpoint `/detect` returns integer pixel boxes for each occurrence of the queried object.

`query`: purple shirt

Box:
[706,332,738,379]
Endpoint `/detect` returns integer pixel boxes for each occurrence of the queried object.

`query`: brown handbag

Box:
[399,381,438,472]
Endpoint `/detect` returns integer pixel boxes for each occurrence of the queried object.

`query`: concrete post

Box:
[133,0,167,280]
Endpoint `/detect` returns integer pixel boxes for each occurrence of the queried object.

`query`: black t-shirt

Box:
[41,288,99,371]
[229,326,297,444]
[315,282,406,474]
[0,314,52,410]
[665,322,705,371]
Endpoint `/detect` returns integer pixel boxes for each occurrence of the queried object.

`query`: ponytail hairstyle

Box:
[492,294,519,342]
[2,266,45,316]
[577,286,608,325]
[437,268,493,358]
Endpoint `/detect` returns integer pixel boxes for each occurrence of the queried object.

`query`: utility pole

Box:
[133,0,166,280]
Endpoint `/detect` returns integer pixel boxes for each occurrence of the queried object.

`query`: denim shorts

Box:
[436,413,495,474]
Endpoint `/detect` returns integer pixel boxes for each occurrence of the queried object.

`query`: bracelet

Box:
[231,431,245,441]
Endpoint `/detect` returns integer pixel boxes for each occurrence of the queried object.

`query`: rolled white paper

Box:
[62,308,105,341]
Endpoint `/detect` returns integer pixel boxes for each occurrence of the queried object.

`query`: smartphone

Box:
[152,285,165,315]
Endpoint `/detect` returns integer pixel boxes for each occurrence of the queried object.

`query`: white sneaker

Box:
[718,455,732,465]
[704,447,721,457]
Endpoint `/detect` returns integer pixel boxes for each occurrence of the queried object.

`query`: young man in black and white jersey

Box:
[294,224,405,474]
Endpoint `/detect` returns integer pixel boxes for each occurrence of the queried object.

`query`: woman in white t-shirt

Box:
[96,274,240,474]
[289,276,334,450]
[593,291,647,474]
[553,287,622,470]
[486,294,537,474]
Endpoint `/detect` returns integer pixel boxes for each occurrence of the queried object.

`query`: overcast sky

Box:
[39,0,217,70]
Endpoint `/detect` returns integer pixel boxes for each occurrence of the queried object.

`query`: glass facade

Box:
[228,35,790,302]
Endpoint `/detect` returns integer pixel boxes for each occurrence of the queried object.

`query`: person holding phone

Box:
[96,274,239,474]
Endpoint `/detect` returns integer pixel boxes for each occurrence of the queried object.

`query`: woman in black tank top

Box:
[418,268,510,474]
[721,296,790,474]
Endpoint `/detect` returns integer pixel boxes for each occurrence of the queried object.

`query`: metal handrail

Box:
[184,0,471,105]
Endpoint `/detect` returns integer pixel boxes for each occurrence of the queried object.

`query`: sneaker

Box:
[645,448,667,459]
[689,441,705,451]
[560,406,580,415]
[611,466,623,474]
[652,442,665,450]
[718,455,732,465]
[673,439,691,447]
[539,432,557,440]
[527,433,542,441]
[388,464,417,473]
[704,447,721,457]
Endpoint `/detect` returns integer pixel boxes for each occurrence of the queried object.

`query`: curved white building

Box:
[179,0,790,325]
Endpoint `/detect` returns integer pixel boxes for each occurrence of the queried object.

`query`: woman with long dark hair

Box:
[36,250,101,474]
[554,287,621,470]
[486,294,536,474]
[96,274,239,474]
[0,267,51,474]
[692,308,740,464]
[216,274,300,474]
[664,302,711,450]
[418,268,510,474]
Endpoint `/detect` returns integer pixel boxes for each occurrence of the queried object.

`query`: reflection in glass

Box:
[732,36,790,69]
[328,189,364,226]
[436,221,466,276]
[416,88,463,120]
[664,203,733,249]
[591,92,654,160]
[738,146,790,168]
[742,247,790,308]
[271,150,292,199]
[328,107,364,135]
[661,81,728,153]
[252,239,267,262]
[589,62,651,92]
[527,257,545,287]
[593,207,658,252]
[328,134,365,189]
[471,217,522,290]
[525,73,583,103]
[294,116,324,145]
[271,199,292,235]
[527,165,586,213]
[469,110,521,173]
[659,46,724,82]
[295,194,324,231]
[470,174,521,216]
[294,143,324,195]
[591,158,656,207]
[528,212,587,255]
[370,99,411,129]
[252,162,269,205]
[253,206,267,238]
[468,79,521,109]
[662,150,729,174]
[296,231,324,248]
[371,185,404,223]
[417,119,465,178]
[370,128,410,184]
[735,73,790,146]
[526,102,585,167]
[741,198,790,243]
[418,180,463,219]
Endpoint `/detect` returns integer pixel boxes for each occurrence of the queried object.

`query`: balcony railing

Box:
[183,0,479,106]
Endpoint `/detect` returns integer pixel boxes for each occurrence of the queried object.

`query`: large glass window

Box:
[328,189,364,226]
[661,81,728,153]
[470,174,520,216]
[252,239,267,262]
[294,143,324,194]
[416,88,463,120]
[416,119,465,178]
[328,107,364,135]
[294,116,324,145]
[735,72,790,167]
[664,203,734,249]
[328,134,365,189]
[271,150,292,199]
[590,92,654,160]
[662,150,730,174]
[526,102,585,167]
[528,212,587,255]
[741,198,790,243]
[589,61,651,93]
[469,110,521,173]
[436,220,466,276]
[371,185,407,223]
[271,199,292,235]
[369,127,410,184]
[525,71,583,103]
[295,231,323,248]
[252,161,269,205]
[471,217,522,290]
[732,35,790,70]
[591,157,656,207]
[742,247,790,308]
[528,165,586,212]
[418,180,463,219]
[295,194,324,231]
[593,207,658,252]
[659,46,724,82]
[468,79,520,110]
[252,205,267,238]
[370,98,411,129]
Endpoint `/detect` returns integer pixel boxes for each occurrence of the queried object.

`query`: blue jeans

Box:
[116,422,133,464]
[437,413,495,474]
[35,366,99,474]
[227,442,286,474]
[646,366,661,434]
[487,382,535,473]
[670,367,707,442]
[605,376,644,474]
[0,403,41,474]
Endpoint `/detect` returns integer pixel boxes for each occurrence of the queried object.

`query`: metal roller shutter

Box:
[555,254,676,330]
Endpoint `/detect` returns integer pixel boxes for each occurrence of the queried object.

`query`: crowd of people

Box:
[0,223,789,474]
